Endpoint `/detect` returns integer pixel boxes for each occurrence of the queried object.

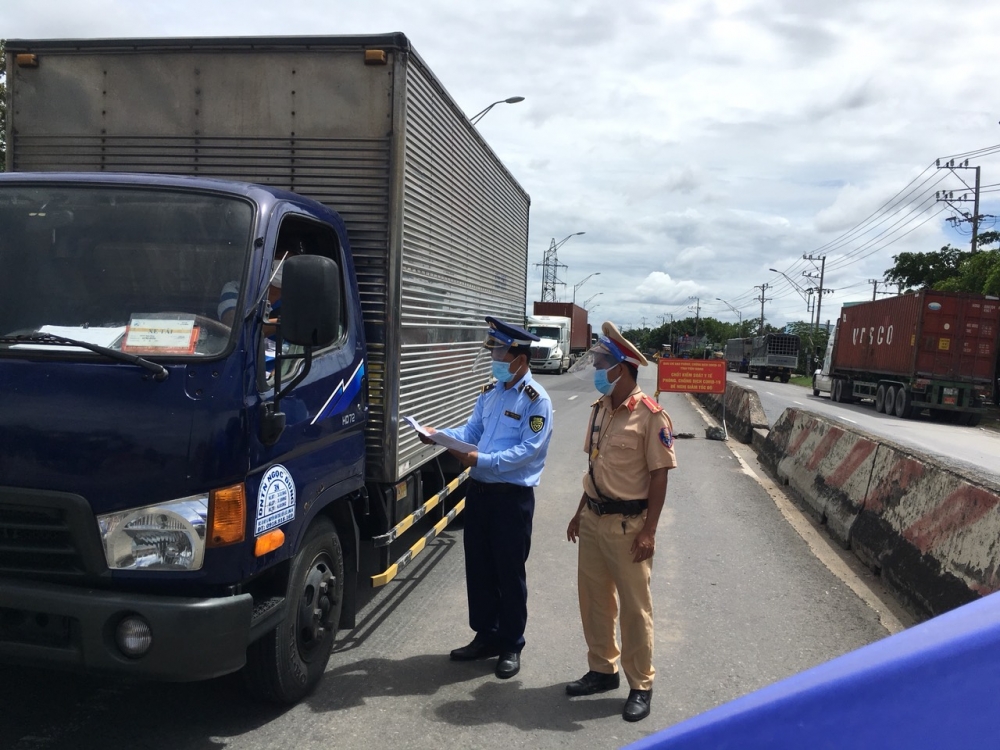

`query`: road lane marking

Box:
[793,401,803,405]
[568,395,579,401]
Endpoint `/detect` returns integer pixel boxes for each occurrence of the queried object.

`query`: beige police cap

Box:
[601,321,649,367]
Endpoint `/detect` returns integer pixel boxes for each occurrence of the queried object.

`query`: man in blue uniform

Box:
[423,316,553,679]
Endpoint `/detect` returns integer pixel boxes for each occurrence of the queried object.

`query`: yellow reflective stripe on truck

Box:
[373,470,470,548]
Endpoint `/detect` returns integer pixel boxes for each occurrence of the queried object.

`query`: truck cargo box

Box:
[6,34,530,484]
[831,291,999,384]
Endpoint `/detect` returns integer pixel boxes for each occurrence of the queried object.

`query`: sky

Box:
[4,1,1000,331]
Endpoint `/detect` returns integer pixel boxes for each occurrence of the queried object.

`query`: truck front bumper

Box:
[530,358,562,372]
[0,576,253,681]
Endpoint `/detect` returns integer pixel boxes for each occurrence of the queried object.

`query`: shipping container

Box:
[532,301,589,356]
[813,291,999,424]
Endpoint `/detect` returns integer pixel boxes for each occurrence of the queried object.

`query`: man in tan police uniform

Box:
[566,321,677,722]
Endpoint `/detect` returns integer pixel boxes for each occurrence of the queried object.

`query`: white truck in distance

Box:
[527,315,572,374]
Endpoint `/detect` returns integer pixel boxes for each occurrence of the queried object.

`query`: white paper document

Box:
[403,415,477,453]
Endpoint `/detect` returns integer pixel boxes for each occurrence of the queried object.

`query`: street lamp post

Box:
[769,268,814,307]
[572,272,601,304]
[715,298,743,336]
[583,292,603,309]
[470,96,525,125]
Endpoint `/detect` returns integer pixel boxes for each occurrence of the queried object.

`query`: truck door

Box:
[248,209,366,554]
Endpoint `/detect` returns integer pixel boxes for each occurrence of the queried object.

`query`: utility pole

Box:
[688,296,701,340]
[868,278,880,302]
[803,254,826,337]
[936,159,990,254]
[754,284,770,335]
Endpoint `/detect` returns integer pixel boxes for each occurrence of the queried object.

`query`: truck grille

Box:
[531,346,551,360]
[0,504,85,575]
[0,491,105,580]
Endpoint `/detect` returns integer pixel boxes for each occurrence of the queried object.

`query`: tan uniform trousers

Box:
[577,505,655,691]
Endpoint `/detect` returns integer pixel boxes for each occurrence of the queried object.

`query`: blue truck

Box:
[0,35,530,702]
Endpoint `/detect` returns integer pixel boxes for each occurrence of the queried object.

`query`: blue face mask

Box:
[492,359,515,383]
[594,367,620,395]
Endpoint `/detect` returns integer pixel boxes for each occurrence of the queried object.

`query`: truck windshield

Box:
[529,326,562,339]
[0,185,253,359]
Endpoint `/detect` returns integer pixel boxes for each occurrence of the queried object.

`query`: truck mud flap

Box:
[371,469,470,587]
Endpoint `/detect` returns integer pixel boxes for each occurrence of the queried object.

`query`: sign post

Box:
[655,359,729,437]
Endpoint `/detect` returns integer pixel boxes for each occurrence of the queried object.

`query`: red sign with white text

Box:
[657,359,727,394]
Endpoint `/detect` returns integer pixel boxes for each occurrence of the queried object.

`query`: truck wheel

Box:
[893,388,913,419]
[832,380,841,402]
[885,386,897,416]
[874,385,887,413]
[244,517,344,704]
[812,377,820,397]
[780,373,790,384]
[967,413,983,427]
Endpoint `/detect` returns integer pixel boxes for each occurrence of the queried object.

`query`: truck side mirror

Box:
[279,254,342,348]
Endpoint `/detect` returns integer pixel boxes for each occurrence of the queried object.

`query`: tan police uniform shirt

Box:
[582,385,678,501]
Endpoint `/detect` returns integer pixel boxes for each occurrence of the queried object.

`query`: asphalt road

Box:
[1,369,895,750]
[735,373,1000,480]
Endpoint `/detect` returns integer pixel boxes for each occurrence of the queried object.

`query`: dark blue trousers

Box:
[463,480,535,653]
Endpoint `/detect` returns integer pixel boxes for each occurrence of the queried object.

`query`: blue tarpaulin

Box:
[626,591,1000,749]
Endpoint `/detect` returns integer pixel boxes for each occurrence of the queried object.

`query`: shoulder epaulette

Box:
[482,382,496,394]
[641,395,663,413]
[523,384,539,402]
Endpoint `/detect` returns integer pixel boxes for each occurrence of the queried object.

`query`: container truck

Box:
[725,337,752,372]
[531,301,589,362]
[812,291,998,425]
[748,333,800,381]
[527,314,571,374]
[0,34,530,703]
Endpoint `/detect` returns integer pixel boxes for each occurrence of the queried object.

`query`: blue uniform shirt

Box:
[439,370,553,486]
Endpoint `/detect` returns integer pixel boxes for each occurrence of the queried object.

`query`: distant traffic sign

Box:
[657,359,726,394]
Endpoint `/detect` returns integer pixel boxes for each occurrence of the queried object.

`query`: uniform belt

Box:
[586,496,648,516]
[470,479,531,494]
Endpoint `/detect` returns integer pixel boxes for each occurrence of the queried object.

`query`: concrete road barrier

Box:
[760,408,1000,619]
[764,410,878,548]
[696,380,768,443]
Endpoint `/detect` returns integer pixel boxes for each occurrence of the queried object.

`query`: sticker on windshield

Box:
[255,464,297,536]
[122,316,198,354]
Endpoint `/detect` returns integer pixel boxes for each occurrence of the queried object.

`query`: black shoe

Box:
[565,670,621,696]
[450,638,500,661]
[622,688,652,722]
[495,651,520,679]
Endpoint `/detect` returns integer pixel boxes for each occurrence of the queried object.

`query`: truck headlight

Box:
[552,348,562,358]
[97,496,208,571]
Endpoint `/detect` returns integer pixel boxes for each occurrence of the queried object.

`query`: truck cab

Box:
[812,325,837,397]
[0,172,366,702]
[527,315,572,374]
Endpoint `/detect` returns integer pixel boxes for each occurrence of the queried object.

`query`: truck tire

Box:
[812,376,820,397]
[780,373,790,384]
[967,413,983,427]
[894,388,913,419]
[885,386,897,416]
[244,517,344,704]
[874,385,887,413]
[832,380,842,402]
